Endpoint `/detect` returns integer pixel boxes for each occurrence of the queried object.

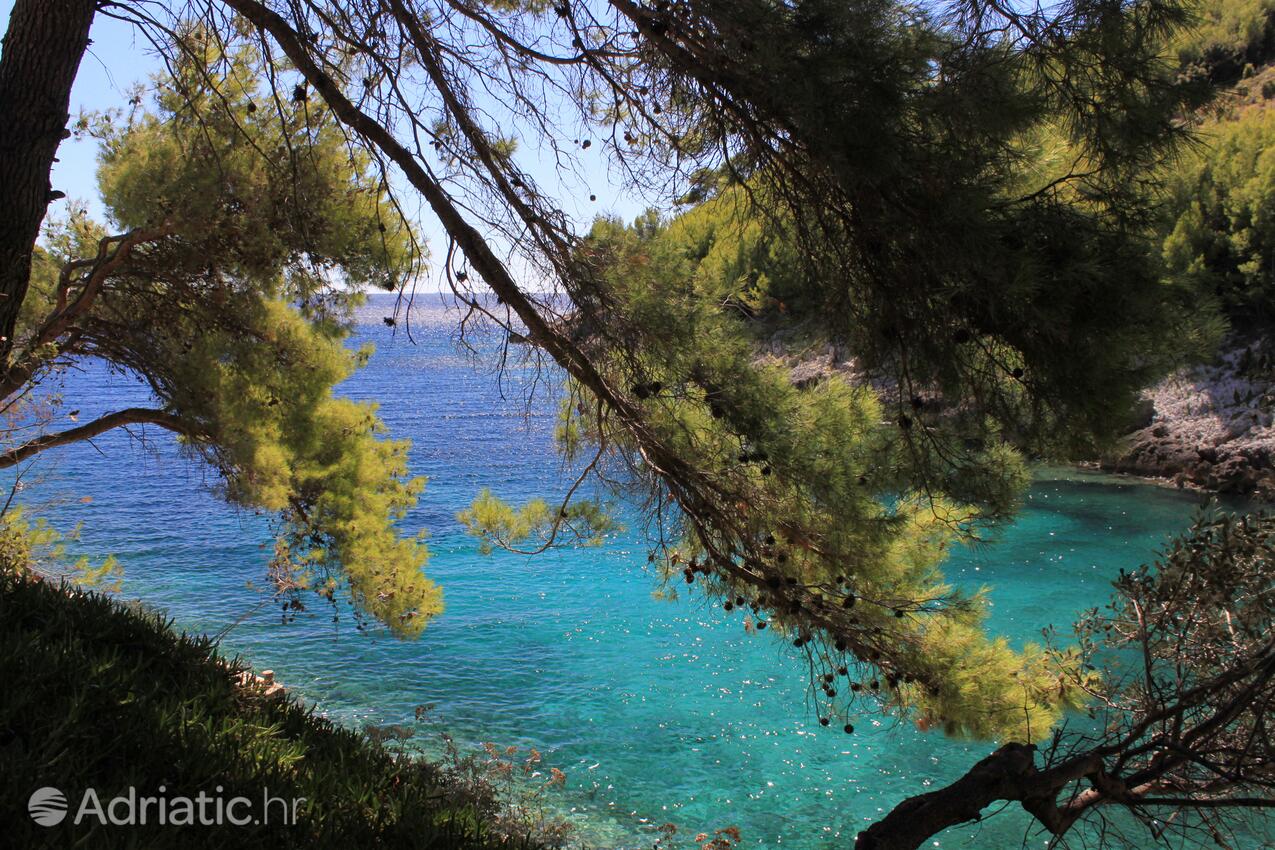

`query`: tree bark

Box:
[854,744,1038,850]
[0,0,98,359]
[854,745,1104,850]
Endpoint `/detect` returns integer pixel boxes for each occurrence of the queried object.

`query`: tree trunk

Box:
[0,0,97,359]
[854,744,1041,850]
[854,744,1103,850]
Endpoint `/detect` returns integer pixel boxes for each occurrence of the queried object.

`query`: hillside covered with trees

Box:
[1100,0,1275,494]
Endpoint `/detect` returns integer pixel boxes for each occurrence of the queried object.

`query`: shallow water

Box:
[14,294,1221,848]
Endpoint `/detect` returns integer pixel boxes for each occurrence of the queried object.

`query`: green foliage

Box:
[475,106,1220,737]
[0,507,122,590]
[458,489,619,555]
[1174,0,1275,81]
[663,6,1189,294]
[95,36,414,300]
[536,168,1192,736]
[0,567,548,849]
[459,0,1220,741]
[145,296,437,633]
[477,203,1102,740]
[12,35,437,635]
[1162,105,1275,327]
[621,0,1207,457]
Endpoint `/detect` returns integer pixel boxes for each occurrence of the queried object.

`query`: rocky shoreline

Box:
[1101,341,1275,501]
[762,330,1275,501]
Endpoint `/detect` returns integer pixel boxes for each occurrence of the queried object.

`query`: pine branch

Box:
[0,407,201,469]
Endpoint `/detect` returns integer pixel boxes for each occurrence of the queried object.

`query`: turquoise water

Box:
[14,294,1215,848]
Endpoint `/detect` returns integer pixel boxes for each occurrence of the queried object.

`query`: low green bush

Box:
[0,570,544,849]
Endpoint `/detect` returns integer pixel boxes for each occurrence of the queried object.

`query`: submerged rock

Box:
[236,667,286,699]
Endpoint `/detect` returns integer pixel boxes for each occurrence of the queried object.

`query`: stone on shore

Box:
[1101,340,1275,500]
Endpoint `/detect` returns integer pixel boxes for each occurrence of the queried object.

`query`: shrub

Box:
[0,568,551,849]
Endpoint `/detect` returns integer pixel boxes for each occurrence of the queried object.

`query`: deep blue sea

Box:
[12,294,1226,848]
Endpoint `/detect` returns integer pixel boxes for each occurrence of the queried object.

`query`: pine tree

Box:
[0,27,436,635]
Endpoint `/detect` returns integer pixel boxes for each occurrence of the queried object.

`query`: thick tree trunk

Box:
[0,0,98,358]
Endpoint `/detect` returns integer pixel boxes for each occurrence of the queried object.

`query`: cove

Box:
[19,294,1211,848]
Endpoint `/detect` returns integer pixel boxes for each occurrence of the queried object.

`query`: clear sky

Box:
[0,1,653,292]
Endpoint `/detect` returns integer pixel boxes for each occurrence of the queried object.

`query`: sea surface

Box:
[13,293,1226,848]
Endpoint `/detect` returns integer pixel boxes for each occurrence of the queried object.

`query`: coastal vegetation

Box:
[1162,80,1275,328]
[0,561,561,849]
[2,36,437,634]
[0,0,1272,847]
[1097,0,1275,494]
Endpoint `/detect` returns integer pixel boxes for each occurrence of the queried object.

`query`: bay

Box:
[13,293,1213,848]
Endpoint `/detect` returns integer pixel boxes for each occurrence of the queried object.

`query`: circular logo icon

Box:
[28,787,68,826]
